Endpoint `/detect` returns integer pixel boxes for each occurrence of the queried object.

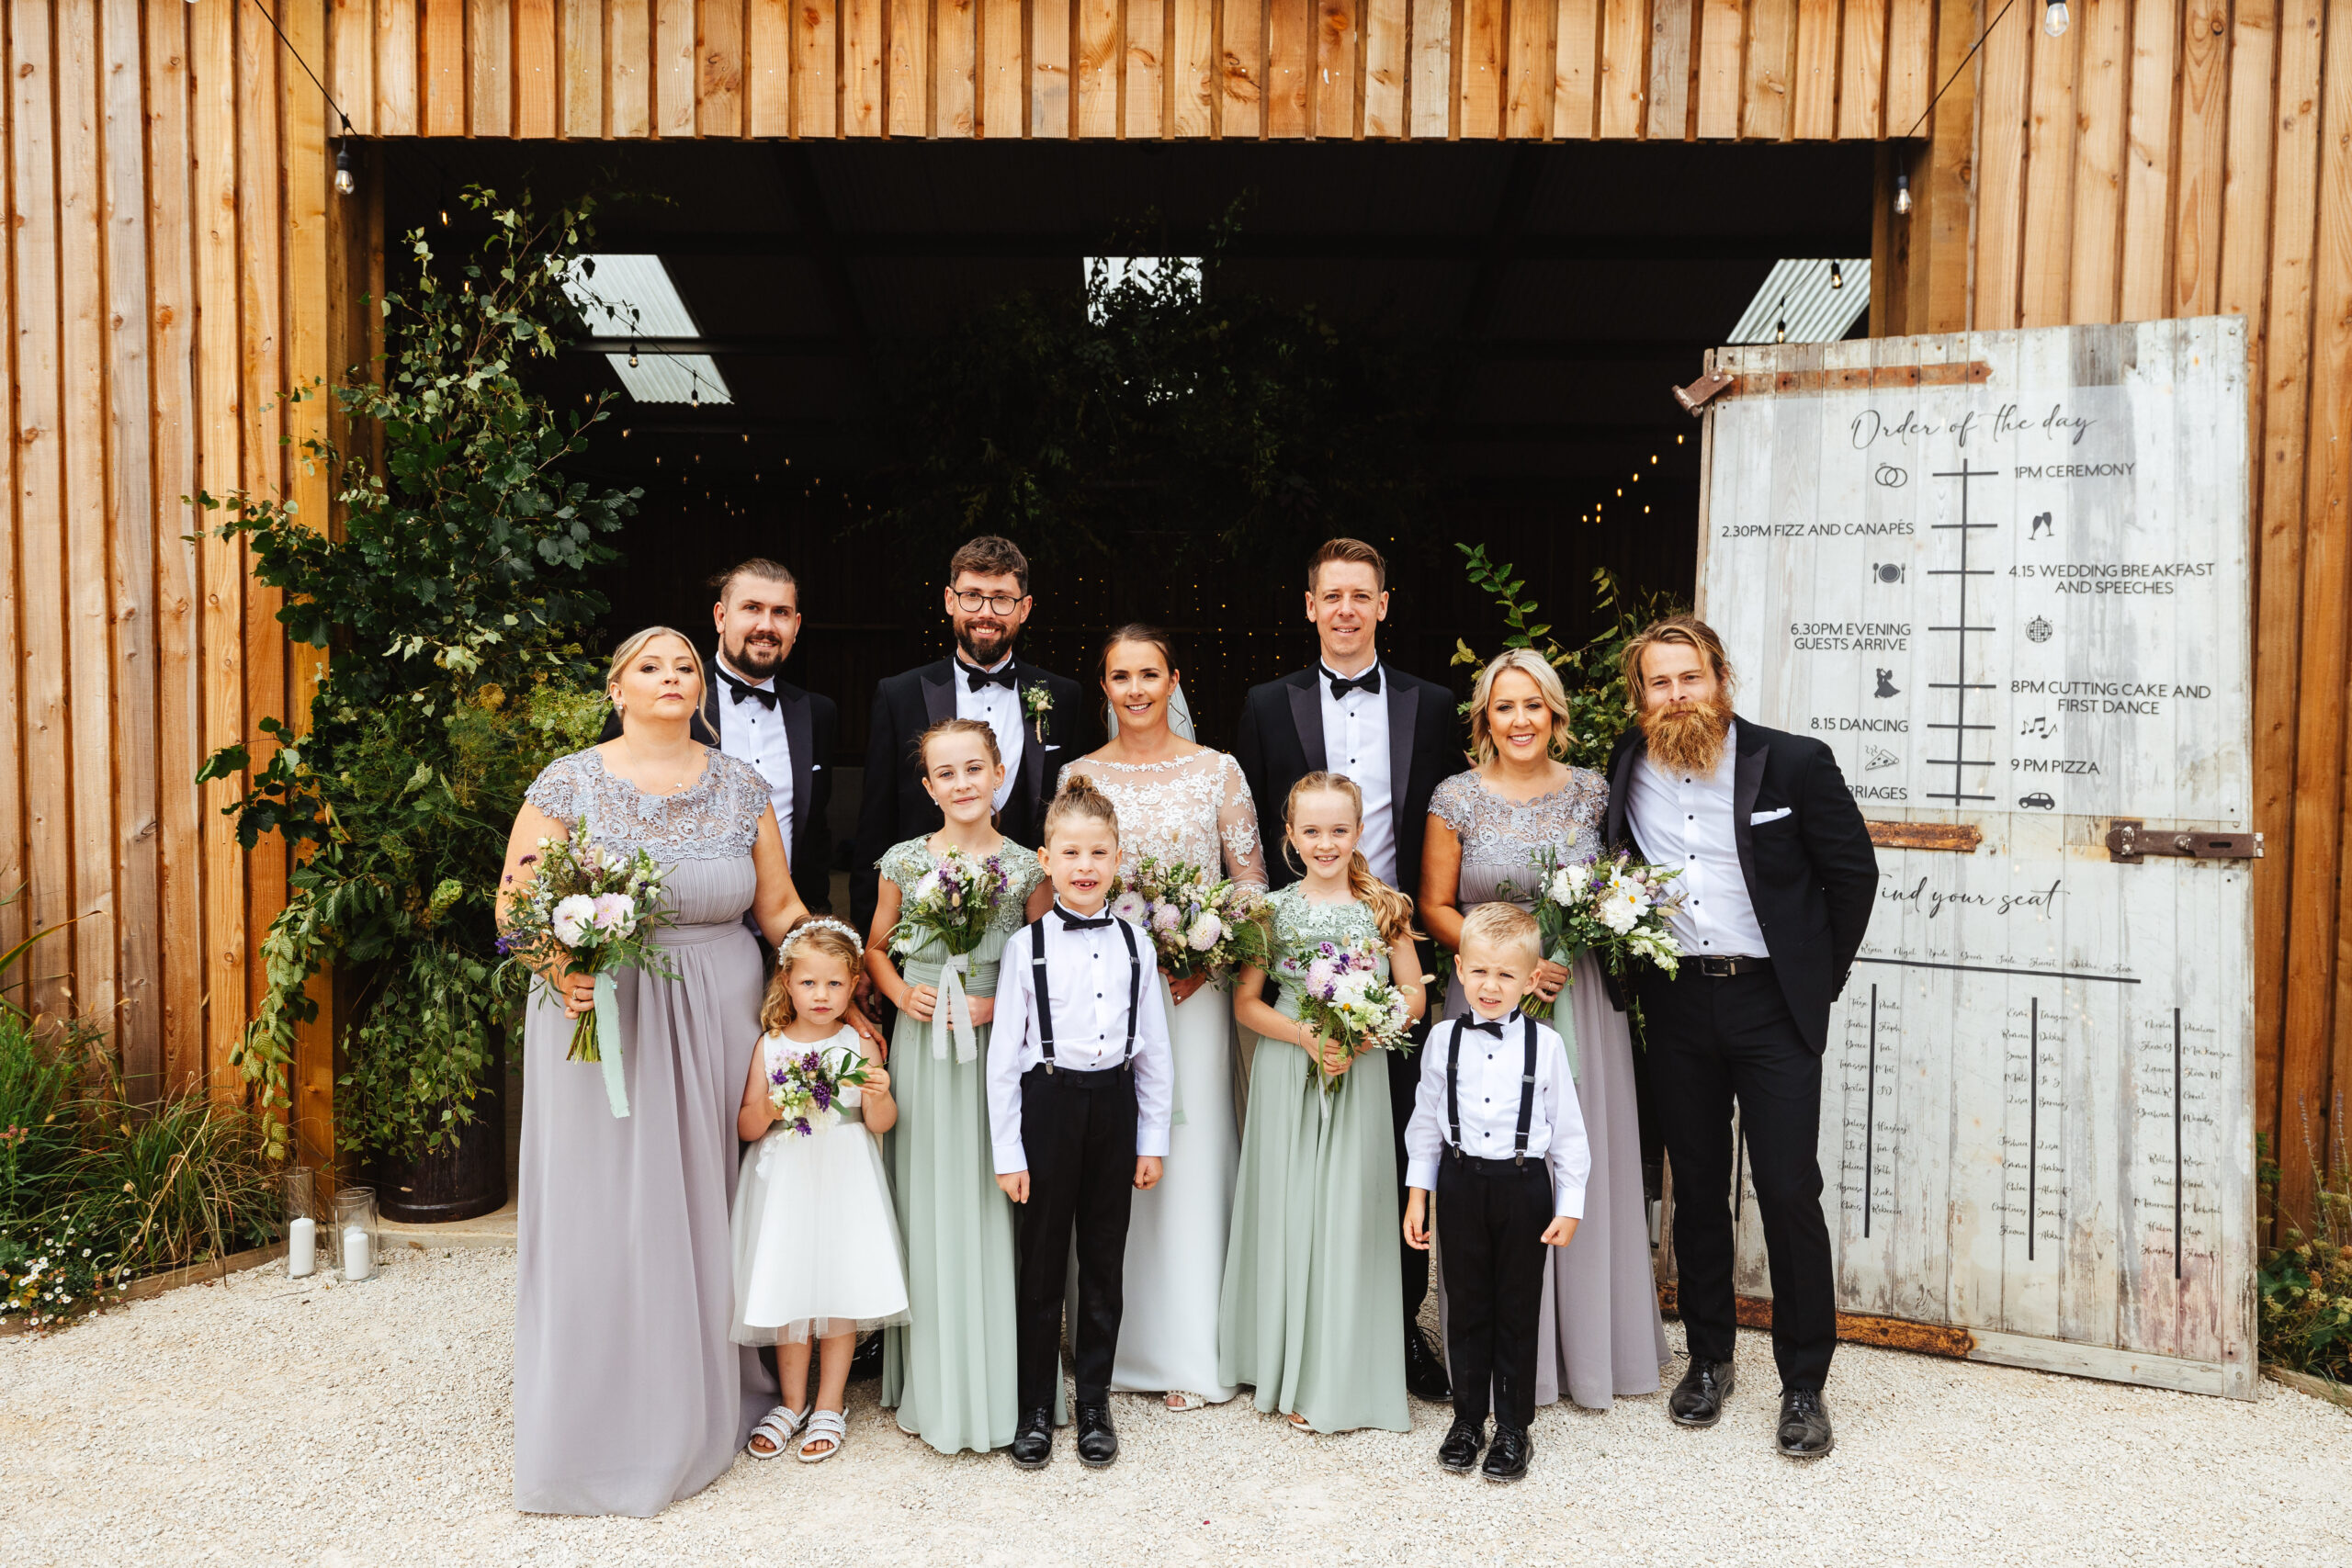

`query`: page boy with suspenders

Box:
[1403,902,1589,1483]
[987,781,1173,1472]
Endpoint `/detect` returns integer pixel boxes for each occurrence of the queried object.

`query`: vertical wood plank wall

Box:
[2,0,2346,1219]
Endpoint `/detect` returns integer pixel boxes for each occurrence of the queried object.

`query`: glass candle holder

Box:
[334,1186,380,1283]
[285,1168,322,1279]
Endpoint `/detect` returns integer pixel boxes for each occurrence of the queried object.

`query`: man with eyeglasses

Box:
[851,536,1084,935]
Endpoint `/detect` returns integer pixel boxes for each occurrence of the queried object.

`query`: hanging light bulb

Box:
[439,205,450,228]
[333,141,356,197]
[1830,260,1845,289]
[1677,433,1685,445]
[2042,0,2069,35]
[1894,174,1913,216]
[1775,319,1787,344]
[628,342,639,367]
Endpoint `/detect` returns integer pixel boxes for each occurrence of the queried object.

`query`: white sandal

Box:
[748,1404,807,1459]
[1164,1391,1206,1412]
[797,1408,848,1463]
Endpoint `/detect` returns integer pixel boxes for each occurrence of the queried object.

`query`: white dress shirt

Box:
[713,655,794,841]
[955,653,1026,811]
[1318,660,1396,884]
[1623,721,1770,959]
[987,907,1175,1173]
[1404,1010,1589,1217]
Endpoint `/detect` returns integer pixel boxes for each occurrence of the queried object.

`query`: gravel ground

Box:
[3,1247,2346,1568]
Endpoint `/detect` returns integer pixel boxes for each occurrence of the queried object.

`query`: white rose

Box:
[550,895,597,947]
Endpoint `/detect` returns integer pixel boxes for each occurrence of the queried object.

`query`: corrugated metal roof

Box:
[563,254,735,406]
[1726,257,1871,344]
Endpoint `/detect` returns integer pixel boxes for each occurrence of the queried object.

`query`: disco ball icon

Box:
[2026,616,2053,644]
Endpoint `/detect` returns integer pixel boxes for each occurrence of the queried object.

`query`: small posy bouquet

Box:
[887,848,1013,1061]
[498,820,675,1117]
[766,1043,873,1138]
[1110,857,1269,984]
[1522,845,1686,1020]
[1281,938,1415,1097]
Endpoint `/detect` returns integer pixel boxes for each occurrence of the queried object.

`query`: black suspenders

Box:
[1445,1013,1543,1167]
[1029,916,1143,1072]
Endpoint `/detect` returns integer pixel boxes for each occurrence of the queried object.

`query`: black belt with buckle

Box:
[1691,954,1773,978]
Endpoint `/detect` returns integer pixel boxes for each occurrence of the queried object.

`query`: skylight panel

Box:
[562,254,734,407]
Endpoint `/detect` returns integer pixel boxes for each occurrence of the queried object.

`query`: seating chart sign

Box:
[1693,320,2256,1397]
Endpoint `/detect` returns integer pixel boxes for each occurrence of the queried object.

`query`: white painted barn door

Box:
[1691,319,2257,1398]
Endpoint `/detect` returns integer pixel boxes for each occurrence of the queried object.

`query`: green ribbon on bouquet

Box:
[1544,944,1580,1084]
[594,971,630,1119]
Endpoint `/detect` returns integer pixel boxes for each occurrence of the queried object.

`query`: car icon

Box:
[2017,792,2056,811]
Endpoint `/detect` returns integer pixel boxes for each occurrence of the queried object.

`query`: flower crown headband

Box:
[777,917,865,964]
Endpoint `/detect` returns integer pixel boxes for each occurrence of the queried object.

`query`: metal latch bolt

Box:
[2104,820,2264,863]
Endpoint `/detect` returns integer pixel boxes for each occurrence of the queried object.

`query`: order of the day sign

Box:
[1692,319,2257,1399]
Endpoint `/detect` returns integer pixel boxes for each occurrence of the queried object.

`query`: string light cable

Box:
[242,0,361,195]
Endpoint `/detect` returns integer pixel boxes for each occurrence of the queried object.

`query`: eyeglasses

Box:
[953,590,1026,615]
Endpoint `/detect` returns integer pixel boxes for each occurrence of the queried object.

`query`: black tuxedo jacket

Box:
[1604,716,1880,1053]
[1232,661,1459,903]
[597,661,838,913]
[850,655,1086,931]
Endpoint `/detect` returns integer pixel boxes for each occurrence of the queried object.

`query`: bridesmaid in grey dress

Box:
[500,627,818,1517]
[1420,649,1669,1412]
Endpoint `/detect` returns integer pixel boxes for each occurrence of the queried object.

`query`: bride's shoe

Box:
[1164,1391,1206,1412]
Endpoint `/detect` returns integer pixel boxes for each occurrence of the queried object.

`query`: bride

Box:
[1061,625,1263,1408]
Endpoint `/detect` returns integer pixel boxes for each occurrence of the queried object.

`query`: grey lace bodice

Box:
[1262,884,1389,1021]
[1428,767,1610,909]
[523,747,770,863]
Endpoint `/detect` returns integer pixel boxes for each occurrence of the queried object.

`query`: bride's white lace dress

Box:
[1061,748,1264,1402]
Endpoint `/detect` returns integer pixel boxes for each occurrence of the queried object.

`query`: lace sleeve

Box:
[877,838,931,892]
[1429,771,1478,833]
[1566,767,1609,838]
[1216,753,1267,887]
[524,751,591,822]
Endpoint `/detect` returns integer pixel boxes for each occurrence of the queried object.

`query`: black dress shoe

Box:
[1436,1416,1486,1472]
[1009,1406,1054,1469]
[1404,1327,1453,1403]
[1668,1358,1736,1427]
[1479,1422,1532,1483]
[1776,1387,1834,1457]
[848,1332,885,1382]
[1075,1402,1119,1468]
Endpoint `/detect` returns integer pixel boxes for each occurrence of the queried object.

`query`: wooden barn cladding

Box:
[321,0,1939,141]
[1,0,2348,1224]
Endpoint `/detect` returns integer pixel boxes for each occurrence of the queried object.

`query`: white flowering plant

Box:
[0,1217,123,1329]
[1520,845,1685,1021]
[1280,938,1416,1097]
[765,1043,872,1138]
[1114,856,1270,984]
[886,848,1012,963]
[496,819,676,1065]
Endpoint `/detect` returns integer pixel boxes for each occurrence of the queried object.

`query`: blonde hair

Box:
[605,626,707,715]
[1620,614,1736,711]
[1457,901,1543,967]
[1307,536,1388,592]
[918,716,1003,773]
[760,918,865,1032]
[1467,649,1573,764]
[1283,771,1419,946]
[1042,773,1120,844]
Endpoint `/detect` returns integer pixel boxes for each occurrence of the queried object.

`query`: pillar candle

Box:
[343,1224,373,1280]
[288,1215,316,1278]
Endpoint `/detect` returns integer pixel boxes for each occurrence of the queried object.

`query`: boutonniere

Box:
[1022,683,1054,740]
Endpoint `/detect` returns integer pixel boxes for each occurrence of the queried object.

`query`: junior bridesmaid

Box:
[1221,771,1426,1433]
[866,718,1055,1454]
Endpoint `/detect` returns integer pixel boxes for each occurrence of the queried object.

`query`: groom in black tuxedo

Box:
[1232,537,1459,1404]
[599,557,835,914]
[850,536,1086,935]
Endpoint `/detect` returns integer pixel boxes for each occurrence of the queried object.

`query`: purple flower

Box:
[812,1081,833,1111]
[793,1117,812,1137]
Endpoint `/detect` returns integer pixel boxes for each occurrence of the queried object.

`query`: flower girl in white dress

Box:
[731,918,910,1463]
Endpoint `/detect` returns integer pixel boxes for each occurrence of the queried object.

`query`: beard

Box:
[956,619,1014,667]
[1640,695,1734,776]
[724,631,786,679]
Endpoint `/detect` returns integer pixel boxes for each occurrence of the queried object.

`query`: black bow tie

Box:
[1326,665,1382,701]
[718,669,777,709]
[965,663,1019,693]
[1464,1012,1519,1037]
[1054,907,1113,931]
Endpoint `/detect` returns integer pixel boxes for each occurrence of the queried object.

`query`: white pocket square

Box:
[1750,807,1792,825]
[810,763,824,772]
[1044,744,1062,752]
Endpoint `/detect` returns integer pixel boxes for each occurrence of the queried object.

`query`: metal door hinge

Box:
[2104,820,2264,863]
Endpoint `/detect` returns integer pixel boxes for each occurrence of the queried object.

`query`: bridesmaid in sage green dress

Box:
[865,718,1054,1455]
[1220,771,1427,1433]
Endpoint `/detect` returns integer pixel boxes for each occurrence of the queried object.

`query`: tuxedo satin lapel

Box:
[781,687,814,846]
[1732,720,1769,913]
[1607,732,1645,845]
[1017,671,1049,808]
[920,663,955,728]
[1385,677,1416,801]
[700,676,722,744]
[1286,674,1327,773]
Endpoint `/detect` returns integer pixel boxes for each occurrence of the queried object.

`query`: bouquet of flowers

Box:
[498,821,675,1117]
[1109,857,1270,984]
[765,1042,873,1138]
[1280,938,1416,1097]
[886,848,1013,1061]
[1522,846,1685,1020]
